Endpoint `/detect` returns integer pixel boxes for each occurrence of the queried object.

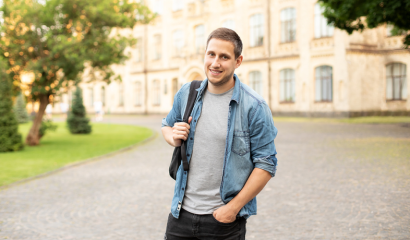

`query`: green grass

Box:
[0,122,153,187]
[273,116,410,124]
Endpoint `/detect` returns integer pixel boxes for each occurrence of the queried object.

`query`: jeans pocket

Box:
[211,214,237,226]
[232,131,250,156]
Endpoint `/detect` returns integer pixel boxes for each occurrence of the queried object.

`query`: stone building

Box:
[58,0,409,117]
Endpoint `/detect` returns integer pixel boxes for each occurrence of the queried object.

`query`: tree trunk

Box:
[26,94,49,146]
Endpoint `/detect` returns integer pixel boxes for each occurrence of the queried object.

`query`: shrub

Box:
[14,92,30,124]
[67,87,92,134]
[0,60,24,152]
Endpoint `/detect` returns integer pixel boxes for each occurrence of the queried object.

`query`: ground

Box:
[0,115,409,239]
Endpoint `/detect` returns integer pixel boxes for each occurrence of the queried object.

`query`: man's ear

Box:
[235,55,243,68]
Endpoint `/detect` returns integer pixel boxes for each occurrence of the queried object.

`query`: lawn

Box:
[0,122,153,187]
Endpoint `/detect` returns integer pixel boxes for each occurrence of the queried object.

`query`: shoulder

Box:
[238,82,268,118]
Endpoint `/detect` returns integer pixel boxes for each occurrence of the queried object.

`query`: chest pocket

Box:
[232,130,250,156]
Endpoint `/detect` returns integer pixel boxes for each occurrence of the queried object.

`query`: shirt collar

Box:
[196,73,241,103]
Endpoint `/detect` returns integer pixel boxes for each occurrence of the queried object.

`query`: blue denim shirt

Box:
[162,74,278,219]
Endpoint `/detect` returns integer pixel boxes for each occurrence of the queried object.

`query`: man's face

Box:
[204,38,242,88]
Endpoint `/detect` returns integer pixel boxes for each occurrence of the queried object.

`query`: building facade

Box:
[58,0,409,117]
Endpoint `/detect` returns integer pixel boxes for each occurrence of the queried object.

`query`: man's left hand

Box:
[213,205,238,223]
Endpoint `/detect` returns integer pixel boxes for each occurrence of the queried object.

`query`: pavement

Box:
[0,115,409,240]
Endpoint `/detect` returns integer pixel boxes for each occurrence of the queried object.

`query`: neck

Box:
[207,76,235,94]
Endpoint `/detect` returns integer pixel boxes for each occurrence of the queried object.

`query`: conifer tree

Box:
[67,87,92,134]
[14,92,30,124]
[0,58,24,152]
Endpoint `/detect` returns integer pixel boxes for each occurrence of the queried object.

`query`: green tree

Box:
[67,87,91,134]
[0,0,154,145]
[0,57,24,152]
[14,92,30,123]
[318,0,410,47]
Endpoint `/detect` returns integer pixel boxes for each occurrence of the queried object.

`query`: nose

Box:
[211,57,221,68]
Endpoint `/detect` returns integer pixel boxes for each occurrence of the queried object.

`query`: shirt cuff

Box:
[162,118,170,128]
[254,155,277,177]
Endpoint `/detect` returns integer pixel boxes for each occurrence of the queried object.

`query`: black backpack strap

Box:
[181,80,202,171]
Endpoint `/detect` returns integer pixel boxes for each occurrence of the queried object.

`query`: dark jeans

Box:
[165,208,246,240]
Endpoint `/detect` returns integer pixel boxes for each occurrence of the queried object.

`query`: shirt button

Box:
[187,154,190,156]
[184,171,187,175]
[182,188,184,190]
[190,138,193,140]
[194,120,197,122]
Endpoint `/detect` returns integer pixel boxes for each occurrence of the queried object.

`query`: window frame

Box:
[249,71,263,96]
[280,8,297,43]
[314,3,334,39]
[314,65,333,102]
[152,79,161,106]
[195,24,205,54]
[250,14,264,47]
[279,68,296,103]
[386,62,407,101]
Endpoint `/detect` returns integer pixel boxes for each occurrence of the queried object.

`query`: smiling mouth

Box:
[209,69,223,75]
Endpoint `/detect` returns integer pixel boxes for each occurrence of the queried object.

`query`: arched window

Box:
[386,63,407,100]
[280,69,295,102]
[314,3,334,38]
[134,82,142,106]
[250,14,264,47]
[195,24,205,53]
[249,71,262,96]
[152,80,161,106]
[280,8,296,43]
[222,19,235,30]
[315,66,332,102]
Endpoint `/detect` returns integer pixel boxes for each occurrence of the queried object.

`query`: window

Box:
[314,3,334,38]
[173,30,184,56]
[153,34,162,60]
[164,79,168,95]
[119,83,124,106]
[315,66,332,102]
[250,14,264,47]
[172,0,183,11]
[135,38,143,62]
[222,19,235,30]
[280,69,295,102]
[89,87,94,106]
[172,78,178,104]
[101,86,105,106]
[134,82,142,106]
[386,63,407,100]
[249,71,262,95]
[152,0,163,15]
[280,8,296,43]
[195,24,205,53]
[152,80,161,105]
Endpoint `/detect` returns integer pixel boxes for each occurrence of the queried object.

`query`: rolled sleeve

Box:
[254,154,278,177]
[249,102,278,177]
[161,87,183,128]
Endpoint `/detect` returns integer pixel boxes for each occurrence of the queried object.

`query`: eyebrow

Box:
[206,50,232,58]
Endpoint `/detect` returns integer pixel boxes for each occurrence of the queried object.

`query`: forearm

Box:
[227,168,272,214]
[161,126,180,147]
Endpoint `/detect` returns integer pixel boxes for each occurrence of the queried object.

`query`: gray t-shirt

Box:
[182,87,234,214]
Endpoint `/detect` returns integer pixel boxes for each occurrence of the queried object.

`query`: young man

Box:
[161,28,278,240]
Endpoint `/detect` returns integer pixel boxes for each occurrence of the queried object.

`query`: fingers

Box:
[188,116,193,124]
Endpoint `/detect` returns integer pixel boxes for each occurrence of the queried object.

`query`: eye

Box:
[222,56,228,59]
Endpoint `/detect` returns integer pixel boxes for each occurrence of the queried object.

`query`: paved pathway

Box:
[0,116,409,239]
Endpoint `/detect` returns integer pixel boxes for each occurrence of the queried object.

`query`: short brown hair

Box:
[206,28,243,59]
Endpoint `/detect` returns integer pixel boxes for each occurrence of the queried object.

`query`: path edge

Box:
[0,129,158,191]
